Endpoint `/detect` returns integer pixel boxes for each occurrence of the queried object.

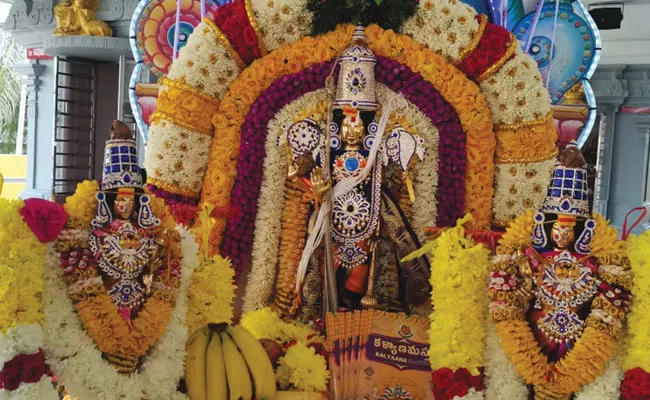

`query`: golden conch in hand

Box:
[52,0,112,37]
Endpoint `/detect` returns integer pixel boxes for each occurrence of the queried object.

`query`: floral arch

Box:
[144,0,557,292]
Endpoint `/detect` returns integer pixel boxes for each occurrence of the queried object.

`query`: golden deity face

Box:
[341,115,364,148]
[114,190,135,220]
[551,221,575,250]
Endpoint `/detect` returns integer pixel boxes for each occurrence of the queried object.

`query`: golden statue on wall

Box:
[53,0,112,37]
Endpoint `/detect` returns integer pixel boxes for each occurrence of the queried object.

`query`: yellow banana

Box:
[186,327,211,400]
[227,325,277,400]
[220,331,254,400]
[274,392,326,400]
[206,331,229,400]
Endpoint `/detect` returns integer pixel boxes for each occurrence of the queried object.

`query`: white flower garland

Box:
[479,47,551,125]
[574,354,623,400]
[0,324,42,366]
[251,0,313,52]
[43,228,198,400]
[0,376,58,400]
[484,323,528,400]
[401,0,479,62]
[492,158,555,225]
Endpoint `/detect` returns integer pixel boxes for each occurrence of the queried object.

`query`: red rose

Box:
[432,368,455,390]
[445,381,470,399]
[622,368,650,398]
[469,371,485,392]
[19,198,68,242]
[454,368,471,385]
[433,390,449,400]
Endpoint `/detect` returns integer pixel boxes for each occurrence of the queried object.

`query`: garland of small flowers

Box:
[44,229,198,400]
[621,230,650,400]
[403,214,489,400]
[186,255,236,335]
[0,199,53,397]
[489,213,631,398]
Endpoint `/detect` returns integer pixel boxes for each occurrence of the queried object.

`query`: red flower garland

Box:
[456,18,513,82]
[211,0,262,65]
[621,368,650,400]
[0,350,49,391]
[431,367,485,400]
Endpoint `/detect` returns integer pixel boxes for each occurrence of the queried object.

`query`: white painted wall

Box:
[584,0,650,64]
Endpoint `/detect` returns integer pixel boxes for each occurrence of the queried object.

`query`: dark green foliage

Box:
[308,0,417,35]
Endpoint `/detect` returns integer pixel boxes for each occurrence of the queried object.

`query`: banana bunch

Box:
[185,323,277,400]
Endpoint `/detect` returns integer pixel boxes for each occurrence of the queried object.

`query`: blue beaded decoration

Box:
[138,194,160,229]
[92,191,112,227]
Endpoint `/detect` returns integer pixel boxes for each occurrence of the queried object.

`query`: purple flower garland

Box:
[221,58,466,276]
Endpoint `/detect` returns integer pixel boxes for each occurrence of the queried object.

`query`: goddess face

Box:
[114,195,135,220]
[551,222,574,250]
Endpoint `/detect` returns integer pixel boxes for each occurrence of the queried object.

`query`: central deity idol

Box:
[272,26,431,320]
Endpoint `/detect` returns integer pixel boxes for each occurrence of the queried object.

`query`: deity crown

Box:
[333,24,378,111]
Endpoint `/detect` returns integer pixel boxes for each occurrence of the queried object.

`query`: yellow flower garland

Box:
[623,231,650,372]
[493,213,629,396]
[186,255,236,335]
[407,214,490,375]
[0,199,47,331]
[63,180,99,227]
[241,307,315,342]
[200,24,496,255]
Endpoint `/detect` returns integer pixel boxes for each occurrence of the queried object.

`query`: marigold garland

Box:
[63,180,99,227]
[44,231,198,400]
[241,307,316,342]
[186,255,236,335]
[409,214,490,375]
[55,183,184,371]
[0,199,47,331]
[623,231,650,372]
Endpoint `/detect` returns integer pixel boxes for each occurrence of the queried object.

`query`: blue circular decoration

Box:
[513,1,597,104]
[345,157,360,172]
[529,36,553,69]
[167,21,194,50]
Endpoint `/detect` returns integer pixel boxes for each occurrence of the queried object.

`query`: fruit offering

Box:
[185,323,277,400]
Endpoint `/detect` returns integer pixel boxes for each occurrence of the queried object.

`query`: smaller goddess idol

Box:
[56,121,181,373]
[490,141,632,399]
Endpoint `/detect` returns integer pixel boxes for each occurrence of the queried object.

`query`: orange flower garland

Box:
[74,295,174,359]
[200,24,495,254]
